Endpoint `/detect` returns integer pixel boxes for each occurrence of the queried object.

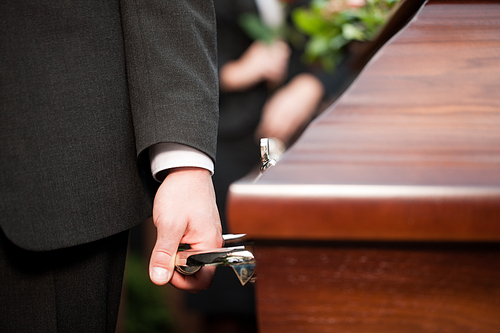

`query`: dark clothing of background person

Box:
[0,0,219,331]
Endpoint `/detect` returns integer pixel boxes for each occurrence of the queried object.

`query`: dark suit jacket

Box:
[0,0,219,251]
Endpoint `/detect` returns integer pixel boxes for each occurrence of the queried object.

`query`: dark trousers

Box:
[0,228,129,332]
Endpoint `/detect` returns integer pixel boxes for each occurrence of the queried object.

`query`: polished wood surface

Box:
[226,1,500,332]
[227,0,500,242]
[254,243,500,333]
[257,244,500,333]
[251,240,500,333]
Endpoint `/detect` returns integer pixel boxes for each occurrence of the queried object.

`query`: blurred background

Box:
[117,0,400,332]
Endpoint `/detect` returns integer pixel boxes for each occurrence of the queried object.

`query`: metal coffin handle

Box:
[175,235,256,286]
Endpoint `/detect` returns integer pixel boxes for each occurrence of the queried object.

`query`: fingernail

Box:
[151,267,170,284]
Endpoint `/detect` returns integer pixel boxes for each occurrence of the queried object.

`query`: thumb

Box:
[148,224,180,285]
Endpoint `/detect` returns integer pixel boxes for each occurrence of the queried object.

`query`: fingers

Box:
[169,266,217,293]
[148,167,223,290]
[220,40,291,91]
[262,41,291,84]
[245,40,290,83]
[149,234,217,290]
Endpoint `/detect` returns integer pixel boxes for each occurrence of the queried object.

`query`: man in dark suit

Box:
[0,0,221,331]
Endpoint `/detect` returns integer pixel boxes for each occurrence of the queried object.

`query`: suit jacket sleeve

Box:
[119,0,219,163]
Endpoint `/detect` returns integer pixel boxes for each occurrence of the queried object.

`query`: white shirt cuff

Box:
[149,142,215,182]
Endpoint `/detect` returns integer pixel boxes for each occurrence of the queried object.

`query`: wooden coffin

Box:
[226,1,500,332]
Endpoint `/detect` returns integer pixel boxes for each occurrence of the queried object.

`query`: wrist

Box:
[165,167,212,179]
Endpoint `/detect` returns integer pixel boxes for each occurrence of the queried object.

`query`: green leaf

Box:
[337,10,359,24]
[311,0,330,11]
[287,0,402,72]
[307,35,331,57]
[239,13,276,43]
[342,23,364,41]
[329,34,349,50]
[292,8,329,35]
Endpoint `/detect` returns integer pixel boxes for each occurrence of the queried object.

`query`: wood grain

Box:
[254,243,500,333]
[227,0,500,241]
[226,1,500,332]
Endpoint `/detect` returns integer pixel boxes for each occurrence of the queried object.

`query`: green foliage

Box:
[237,0,400,72]
[124,252,173,333]
[239,13,284,44]
[291,0,401,71]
